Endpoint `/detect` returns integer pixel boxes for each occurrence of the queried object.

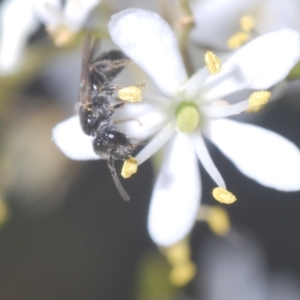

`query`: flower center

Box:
[176,102,200,133]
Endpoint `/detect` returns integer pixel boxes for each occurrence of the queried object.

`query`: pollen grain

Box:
[212,187,237,204]
[118,86,143,102]
[121,157,138,178]
[204,51,222,75]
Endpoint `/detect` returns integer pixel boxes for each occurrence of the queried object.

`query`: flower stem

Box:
[174,0,195,76]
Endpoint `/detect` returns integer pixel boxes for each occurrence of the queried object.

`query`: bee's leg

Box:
[110,102,126,112]
[107,156,130,201]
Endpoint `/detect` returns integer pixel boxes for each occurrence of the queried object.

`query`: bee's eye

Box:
[106,131,130,146]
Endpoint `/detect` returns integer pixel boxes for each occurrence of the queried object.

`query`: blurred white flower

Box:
[53,9,300,247]
[198,232,300,300]
[0,0,100,75]
[190,0,300,50]
[0,0,38,75]
[32,0,101,46]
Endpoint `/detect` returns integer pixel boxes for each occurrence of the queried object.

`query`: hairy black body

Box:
[78,32,134,200]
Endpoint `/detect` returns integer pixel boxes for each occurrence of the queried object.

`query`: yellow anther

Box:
[162,240,196,286]
[198,205,231,235]
[169,261,196,286]
[46,25,76,47]
[163,240,190,265]
[248,91,271,107]
[121,157,138,178]
[212,187,237,204]
[118,86,143,102]
[227,32,250,49]
[246,105,265,113]
[204,51,221,75]
[240,15,255,32]
[207,206,230,235]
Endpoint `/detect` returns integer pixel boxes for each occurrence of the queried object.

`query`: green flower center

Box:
[176,102,200,133]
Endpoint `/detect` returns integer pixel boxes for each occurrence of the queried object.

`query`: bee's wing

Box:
[79,32,93,106]
[92,50,130,85]
[90,36,101,61]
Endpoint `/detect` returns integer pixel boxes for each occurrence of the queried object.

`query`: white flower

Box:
[0,0,100,74]
[32,0,101,46]
[199,231,300,300]
[53,8,300,247]
[190,0,300,50]
[0,0,38,75]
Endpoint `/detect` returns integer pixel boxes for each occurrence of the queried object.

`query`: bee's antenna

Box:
[108,157,130,201]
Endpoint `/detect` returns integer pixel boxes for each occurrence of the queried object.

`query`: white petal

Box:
[0,0,38,75]
[148,133,201,247]
[64,0,100,31]
[52,116,99,160]
[113,102,167,141]
[203,29,300,100]
[32,0,62,27]
[109,9,187,97]
[207,119,300,191]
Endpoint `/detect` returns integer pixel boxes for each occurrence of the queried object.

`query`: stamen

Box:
[203,99,249,118]
[162,240,196,286]
[248,91,271,107]
[169,261,196,287]
[184,67,211,98]
[121,157,138,178]
[240,15,255,32]
[204,51,221,75]
[118,86,143,102]
[176,102,200,133]
[191,135,226,188]
[46,25,76,47]
[136,124,174,165]
[211,100,229,106]
[227,15,255,49]
[212,187,237,204]
[197,205,230,235]
[163,240,190,265]
[227,32,250,49]
[246,105,265,113]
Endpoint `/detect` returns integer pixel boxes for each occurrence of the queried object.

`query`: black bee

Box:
[78,32,135,201]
